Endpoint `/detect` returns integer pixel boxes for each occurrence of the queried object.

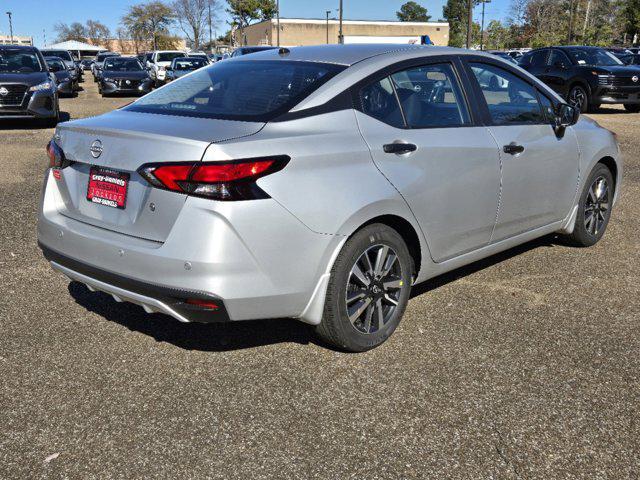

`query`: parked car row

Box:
[486,45,640,112]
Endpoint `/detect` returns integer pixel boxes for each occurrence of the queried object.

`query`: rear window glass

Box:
[126,60,345,121]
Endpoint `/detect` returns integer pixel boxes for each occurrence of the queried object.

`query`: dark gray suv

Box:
[0,46,59,126]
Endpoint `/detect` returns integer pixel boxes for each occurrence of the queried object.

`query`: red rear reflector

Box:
[186,299,219,310]
[191,160,275,183]
[52,169,62,180]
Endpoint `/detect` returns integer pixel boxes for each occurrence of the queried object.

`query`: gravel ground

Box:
[0,79,639,479]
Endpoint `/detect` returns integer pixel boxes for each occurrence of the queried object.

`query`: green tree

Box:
[622,0,640,41]
[443,0,477,47]
[121,1,176,51]
[397,1,431,22]
[226,0,276,45]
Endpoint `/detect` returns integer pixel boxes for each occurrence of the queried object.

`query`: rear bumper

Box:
[40,243,231,323]
[37,169,342,323]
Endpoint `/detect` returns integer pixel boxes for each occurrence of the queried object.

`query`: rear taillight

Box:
[46,140,64,168]
[138,156,289,201]
[46,140,73,176]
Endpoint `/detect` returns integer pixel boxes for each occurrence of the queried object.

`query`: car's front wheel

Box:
[316,224,413,352]
[568,85,590,112]
[563,163,614,247]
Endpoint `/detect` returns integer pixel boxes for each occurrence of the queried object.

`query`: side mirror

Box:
[556,103,579,128]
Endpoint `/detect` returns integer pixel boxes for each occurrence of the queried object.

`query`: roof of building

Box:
[255,18,449,27]
[43,40,107,52]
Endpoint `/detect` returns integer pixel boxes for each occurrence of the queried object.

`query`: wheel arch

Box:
[597,156,618,194]
[354,214,423,280]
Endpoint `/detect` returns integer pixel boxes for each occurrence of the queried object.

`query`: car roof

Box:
[234,44,465,66]
[0,44,36,51]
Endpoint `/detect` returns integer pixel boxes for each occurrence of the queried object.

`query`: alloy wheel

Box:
[569,87,587,111]
[345,244,404,334]
[584,175,610,236]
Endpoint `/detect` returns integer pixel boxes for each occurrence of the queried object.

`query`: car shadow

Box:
[0,111,71,130]
[67,281,319,352]
[591,106,634,114]
[411,234,558,298]
[67,234,560,352]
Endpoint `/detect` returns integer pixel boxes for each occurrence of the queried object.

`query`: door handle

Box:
[383,142,417,155]
[503,143,525,155]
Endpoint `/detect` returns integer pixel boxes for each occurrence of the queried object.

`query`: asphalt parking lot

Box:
[1,78,639,479]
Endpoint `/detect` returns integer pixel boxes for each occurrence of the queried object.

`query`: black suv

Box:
[0,45,59,126]
[519,46,640,112]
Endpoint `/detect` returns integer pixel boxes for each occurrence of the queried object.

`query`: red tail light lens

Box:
[47,140,64,168]
[138,156,289,201]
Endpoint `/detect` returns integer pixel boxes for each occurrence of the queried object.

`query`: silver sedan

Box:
[38,45,621,351]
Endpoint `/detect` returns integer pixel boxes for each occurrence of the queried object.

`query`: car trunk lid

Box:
[53,110,264,242]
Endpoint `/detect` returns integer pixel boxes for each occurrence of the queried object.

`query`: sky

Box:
[0,0,511,47]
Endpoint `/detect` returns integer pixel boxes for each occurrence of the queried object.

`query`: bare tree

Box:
[172,0,217,50]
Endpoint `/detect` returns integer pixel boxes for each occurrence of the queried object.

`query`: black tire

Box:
[564,163,614,247]
[624,104,640,113]
[568,85,590,113]
[315,224,413,352]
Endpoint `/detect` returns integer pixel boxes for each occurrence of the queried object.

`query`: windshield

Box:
[45,58,66,70]
[97,53,117,61]
[567,48,623,66]
[127,60,345,121]
[173,58,205,70]
[157,52,184,62]
[104,58,143,71]
[0,49,44,73]
[43,50,72,61]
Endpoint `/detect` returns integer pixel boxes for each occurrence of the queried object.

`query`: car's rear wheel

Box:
[316,224,413,352]
[563,163,614,247]
[624,104,640,113]
[568,85,590,112]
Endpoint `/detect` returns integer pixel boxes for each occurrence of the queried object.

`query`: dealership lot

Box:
[1,80,639,478]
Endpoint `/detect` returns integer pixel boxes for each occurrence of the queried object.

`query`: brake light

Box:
[138,156,289,201]
[46,140,64,168]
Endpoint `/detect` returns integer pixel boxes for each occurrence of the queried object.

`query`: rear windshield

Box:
[43,50,72,61]
[0,49,44,73]
[126,60,345,121]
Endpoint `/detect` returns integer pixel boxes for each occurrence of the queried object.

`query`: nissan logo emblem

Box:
[90,140,103,158]
[633,76,639,83]
[0,87,8,96]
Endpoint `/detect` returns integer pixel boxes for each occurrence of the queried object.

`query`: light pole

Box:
[338,0,343,44]
[466,0,472,49]
[6,12,13,44]
[567,0,574,44]
[326,10,331,44]
[276,0,280,46]
[480,0,491,51]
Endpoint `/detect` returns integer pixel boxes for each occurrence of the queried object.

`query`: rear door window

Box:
[390,63,469,128]
[469,62,544,125]
[359,77,405,128]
